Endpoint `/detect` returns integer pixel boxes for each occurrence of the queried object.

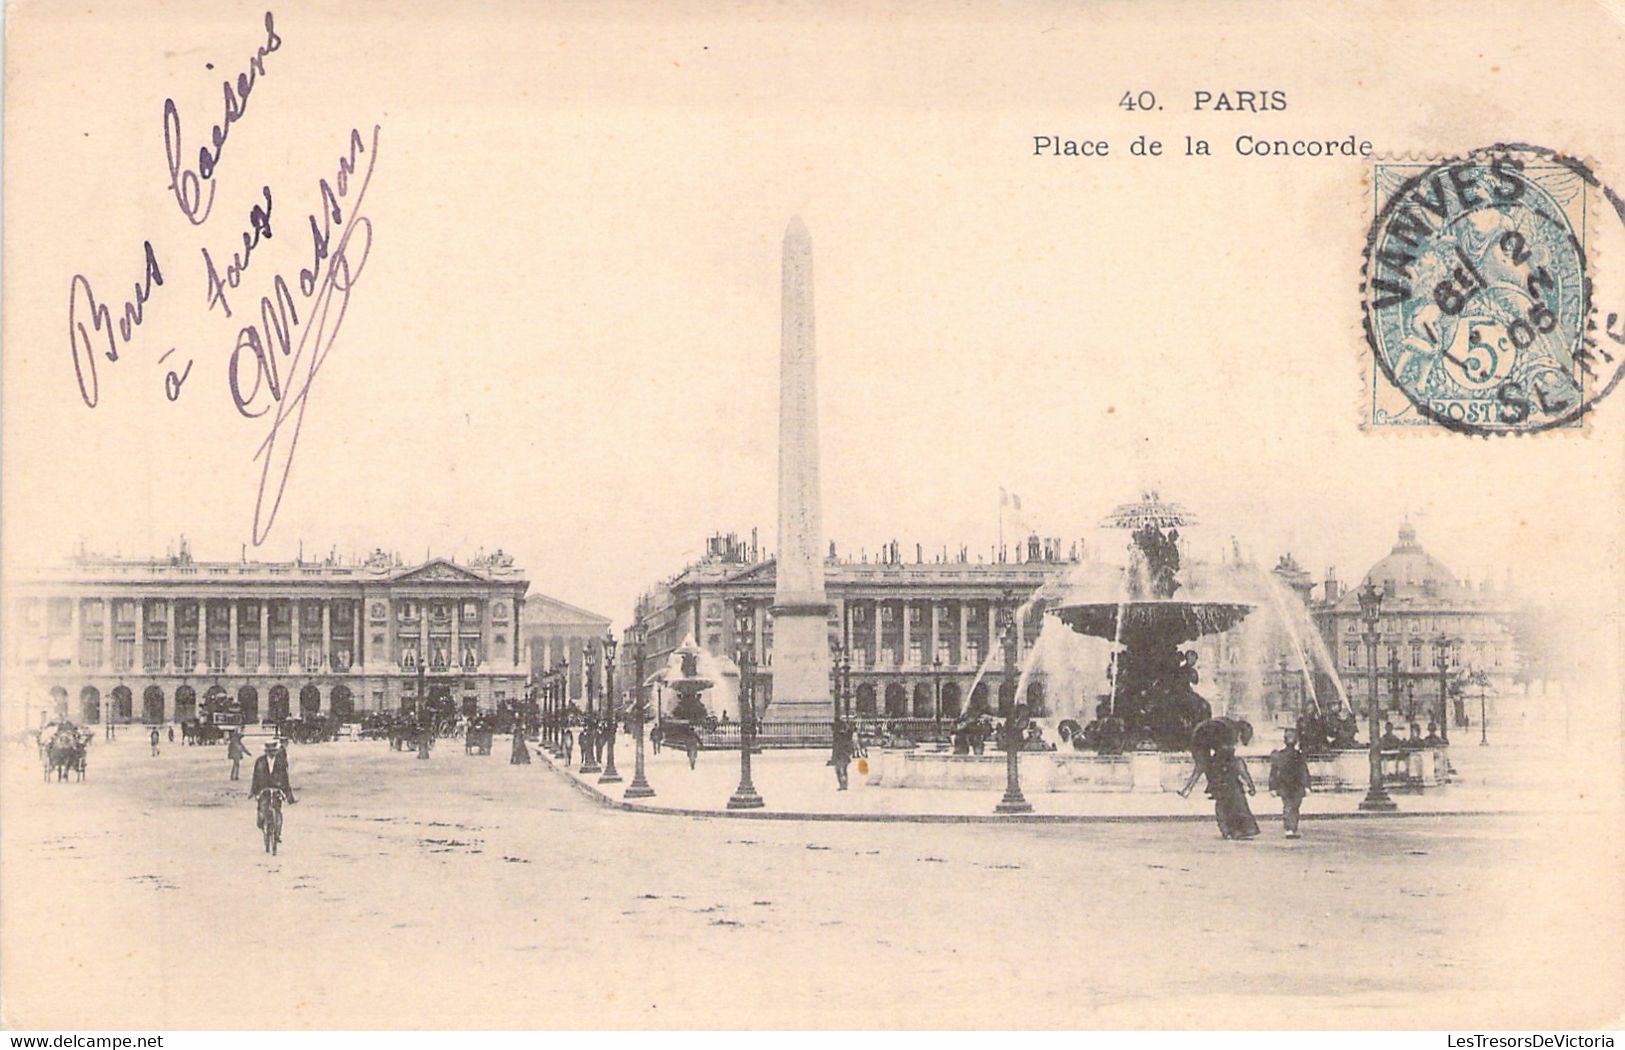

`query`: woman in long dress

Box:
[510,727,531,765]
[1209,744,1260,840]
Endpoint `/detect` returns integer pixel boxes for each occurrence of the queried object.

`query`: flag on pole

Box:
[1000,487,1009,506]
[1011,494,1022,511]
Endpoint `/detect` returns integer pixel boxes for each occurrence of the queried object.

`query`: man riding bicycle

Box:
[249,740,297,829]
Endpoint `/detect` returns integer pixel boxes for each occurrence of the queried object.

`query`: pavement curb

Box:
[536,751,1557,825]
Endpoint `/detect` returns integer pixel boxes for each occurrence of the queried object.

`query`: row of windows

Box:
[21,596,512,632]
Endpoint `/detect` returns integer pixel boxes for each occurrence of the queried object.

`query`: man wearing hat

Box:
[249,741,298,819]
[1267,727,1312,839]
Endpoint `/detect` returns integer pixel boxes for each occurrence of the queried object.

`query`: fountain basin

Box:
[864,747,1452,793]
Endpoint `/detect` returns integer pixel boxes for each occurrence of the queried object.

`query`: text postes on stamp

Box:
[1362,144,1621,434]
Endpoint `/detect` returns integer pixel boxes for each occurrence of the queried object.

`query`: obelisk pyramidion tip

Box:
[785,215,810,243]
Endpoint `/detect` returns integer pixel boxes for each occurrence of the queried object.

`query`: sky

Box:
[5,1,1624,635]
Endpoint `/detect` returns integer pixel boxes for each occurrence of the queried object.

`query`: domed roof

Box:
[1338,522,1462,607]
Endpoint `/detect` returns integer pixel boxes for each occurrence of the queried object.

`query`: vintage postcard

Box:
[3,0,1623,1035]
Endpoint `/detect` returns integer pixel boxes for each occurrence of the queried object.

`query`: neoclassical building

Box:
[5,544,530,730]
[627,533,1077,721]
[1312,522,1520,725]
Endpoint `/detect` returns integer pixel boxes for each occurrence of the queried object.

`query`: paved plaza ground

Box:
[2,732,1621,1030]
[546,728,1595,820]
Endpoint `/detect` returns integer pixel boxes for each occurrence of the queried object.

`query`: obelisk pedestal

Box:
[769,216,833,722]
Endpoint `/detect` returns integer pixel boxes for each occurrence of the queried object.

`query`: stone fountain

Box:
[1049,494,1252,752]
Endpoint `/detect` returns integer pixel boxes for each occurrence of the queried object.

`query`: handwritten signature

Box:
[227,125,381,545]
[65,10,384,550]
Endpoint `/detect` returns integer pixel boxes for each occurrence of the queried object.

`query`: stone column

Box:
[134,599,146,670]
[70,597,83,669]
[512,593,522,667]
[292,599,302,672]
[985,600,997,664]
[353,600,363,672]
[102,599,114,670]
[928,600,940,668]
[900,601,912,668]
[871,600,882,668]
[321,601,331,669]
[166,599,177,670]
[418,606,429,671]
[754,602,767,664]
[957,601,968,669]
[196,599,208,670]
[452,603,463,671]
[258,602,269,671]
[228,601,240,671]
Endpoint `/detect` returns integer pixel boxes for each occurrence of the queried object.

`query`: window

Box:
[143,639,165,670]
[1345,643,1358,669]
[80,639,103,667]
[241,640,260,669]
[271,638,291,671]
[209,641,230,673]
[303,644,323,673]
[463,601,479,620]
[460,640,481,669]
[1410,643,1422,669]
[115,638,137,671]
[178,638,197,669]
[81,600,105,631]
[398,601,417,622]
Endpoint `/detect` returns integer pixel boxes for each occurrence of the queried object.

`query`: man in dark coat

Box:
[1379,721,1404,750]
[1268,727,1312,839]
[829,720,855,790]
[250,742,297,803]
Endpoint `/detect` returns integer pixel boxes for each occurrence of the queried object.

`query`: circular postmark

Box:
[1362,143,1625,434]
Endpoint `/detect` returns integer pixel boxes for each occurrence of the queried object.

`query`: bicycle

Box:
[256,787,285,855]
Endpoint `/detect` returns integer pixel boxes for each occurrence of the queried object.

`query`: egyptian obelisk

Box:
[769,216,832,721]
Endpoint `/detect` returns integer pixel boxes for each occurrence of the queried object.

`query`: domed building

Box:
[1314,522,1519,730]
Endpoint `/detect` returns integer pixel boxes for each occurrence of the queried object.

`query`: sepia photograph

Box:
[2,0,1623,1038]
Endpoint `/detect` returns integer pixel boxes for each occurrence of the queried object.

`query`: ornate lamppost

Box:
[624,618,655,799]
[579,643,601,775]
[1358,581,1397,812]
[1388,648,1405,722]
[932,656,944,732]
[599,634,622,784]
[830,641,846,739]
[1433,632,1455,744]
[1476,669,1489,746]
[727,601,764,810]
[994,596,1032,814]
[837,644,852,721]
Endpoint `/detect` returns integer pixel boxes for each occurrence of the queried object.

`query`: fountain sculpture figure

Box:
[1049,493,1255,752]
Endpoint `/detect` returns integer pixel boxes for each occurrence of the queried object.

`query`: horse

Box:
[45,731,85,782]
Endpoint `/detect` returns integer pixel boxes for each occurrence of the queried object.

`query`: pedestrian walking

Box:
[168,725,175,744]
[149,725,161,757]
[510,728,531,765]
[1268,727,1311,839]
[1206,745,1259,840]
[227,731,251,781]
[561,725,574,764]
[828,719,855,790]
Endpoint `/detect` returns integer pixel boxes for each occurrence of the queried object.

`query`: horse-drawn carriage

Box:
[38,722,89,782]
[463,724,495,756]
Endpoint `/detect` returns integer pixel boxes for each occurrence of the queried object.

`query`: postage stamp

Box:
[1361,144,1625,434]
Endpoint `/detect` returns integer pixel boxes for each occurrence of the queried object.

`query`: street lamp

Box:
[933,655,944,732]
[994,594,1032,814]
[727,601,764,810]
[836,644,852,721]
[1388,648,1405,721]
[1358,580,1397,812]
[599,634,622,784]
[624,619,655,799]
[830,640,846,738]
[1433,632,1453,745]
[579,643,601,775]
